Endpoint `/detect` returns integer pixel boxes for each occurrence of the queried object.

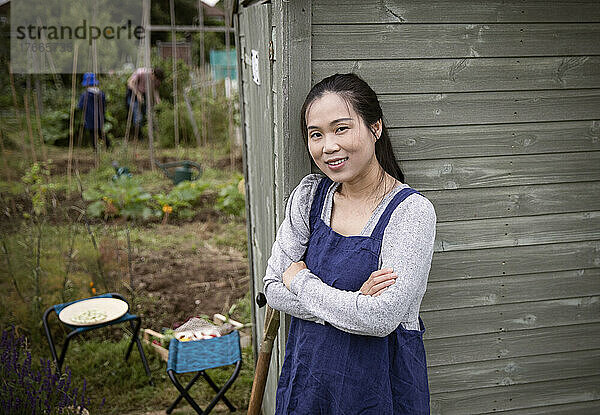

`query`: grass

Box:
[33,335,254,414]
[124,216,247,257]
[0,141,254,414]
[0,142,238,197]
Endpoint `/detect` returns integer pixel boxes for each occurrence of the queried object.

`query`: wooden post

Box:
[170,0,179,147]
[143,0,155,171]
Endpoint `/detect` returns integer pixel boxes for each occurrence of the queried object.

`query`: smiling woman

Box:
[263,73,437,414]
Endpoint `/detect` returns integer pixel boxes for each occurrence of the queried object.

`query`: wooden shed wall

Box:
[311,0,600,413]
[236,2,312,414]
[236,4,280,414]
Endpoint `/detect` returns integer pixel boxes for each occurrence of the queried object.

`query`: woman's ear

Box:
[371,119,383,140]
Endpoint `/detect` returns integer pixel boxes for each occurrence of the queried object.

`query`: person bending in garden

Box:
[263,73,436,414]
[126,67,164,129]
[77,72,109,149]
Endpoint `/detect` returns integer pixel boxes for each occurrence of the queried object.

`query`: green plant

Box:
[83,176,157,220]
[40,110,71,146]
[13,161,59,325]
[215,174,245,217]
[22,161,57,217]
[83,175,210,221]
[99,73,129,142]
[153,179,210,219]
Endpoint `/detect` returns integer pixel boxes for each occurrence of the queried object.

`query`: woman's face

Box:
[305,92,381,184]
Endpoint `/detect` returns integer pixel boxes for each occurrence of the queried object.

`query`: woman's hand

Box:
[283,261,307,290]
[360,268,397,297]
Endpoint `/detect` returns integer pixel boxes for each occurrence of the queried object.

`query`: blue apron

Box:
[275,176,430,414]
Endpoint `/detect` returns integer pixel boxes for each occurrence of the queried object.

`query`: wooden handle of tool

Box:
[247,350,272,415]
[247,306,280,415]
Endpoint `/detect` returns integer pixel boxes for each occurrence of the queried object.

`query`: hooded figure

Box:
[78,72,109,149]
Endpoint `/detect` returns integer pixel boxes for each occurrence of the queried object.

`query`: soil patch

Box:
[131,242,249,330]
[49,158,98,176]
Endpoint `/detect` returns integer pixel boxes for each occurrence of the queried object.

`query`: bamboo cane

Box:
[0,129,11,182]
[225,3,235,170]
[0,129,17,214]
[75,86,89,172]
[24,76,37,163]
[143,0,155,171]
[198,1,207,147]
[170,0,179,147]
[67,43,80,196]
[32,80,48,162]
[91,13,100,168]
[124,86,135,146]
[8,70,28,155]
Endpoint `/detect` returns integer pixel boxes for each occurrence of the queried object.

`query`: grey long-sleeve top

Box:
[263,174,436,337]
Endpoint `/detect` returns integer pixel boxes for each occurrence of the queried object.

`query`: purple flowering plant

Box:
[0,328,105,414]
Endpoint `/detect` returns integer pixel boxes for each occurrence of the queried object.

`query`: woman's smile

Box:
[325,156,348,170]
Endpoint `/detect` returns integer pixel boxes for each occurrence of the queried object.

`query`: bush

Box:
[40,110,71,146]
[99,73,129,143]
[155,100,196,148]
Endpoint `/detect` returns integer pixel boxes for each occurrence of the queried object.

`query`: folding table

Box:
[42,292,152,384]
[166,330,242,414]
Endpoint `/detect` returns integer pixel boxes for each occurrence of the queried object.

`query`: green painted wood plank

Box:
[273,0,312,223]
[422,296,600,339]
[379,90,600,128]
[244,4,274,301]
[429,240,600,282]
[425,182,600,222]
[404,151,600,191]
[424,322,600,366]
[429,375,600,414]
[312,0,600,24]
[241,4,279,414]
[392,120,600,161]
[422,268,600,311]
[312,57,600,93]
[312,24,600,60]
[496,399,600,414]
[429,349,600,394]
[434,211,600,252]
[272,0,312,379]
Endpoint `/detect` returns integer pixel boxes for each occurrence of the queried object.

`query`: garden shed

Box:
[233,1,600,414]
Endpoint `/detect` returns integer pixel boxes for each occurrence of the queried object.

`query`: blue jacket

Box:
[77,88,106,131]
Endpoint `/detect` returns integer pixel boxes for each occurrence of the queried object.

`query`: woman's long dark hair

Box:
[300,73,404,183]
